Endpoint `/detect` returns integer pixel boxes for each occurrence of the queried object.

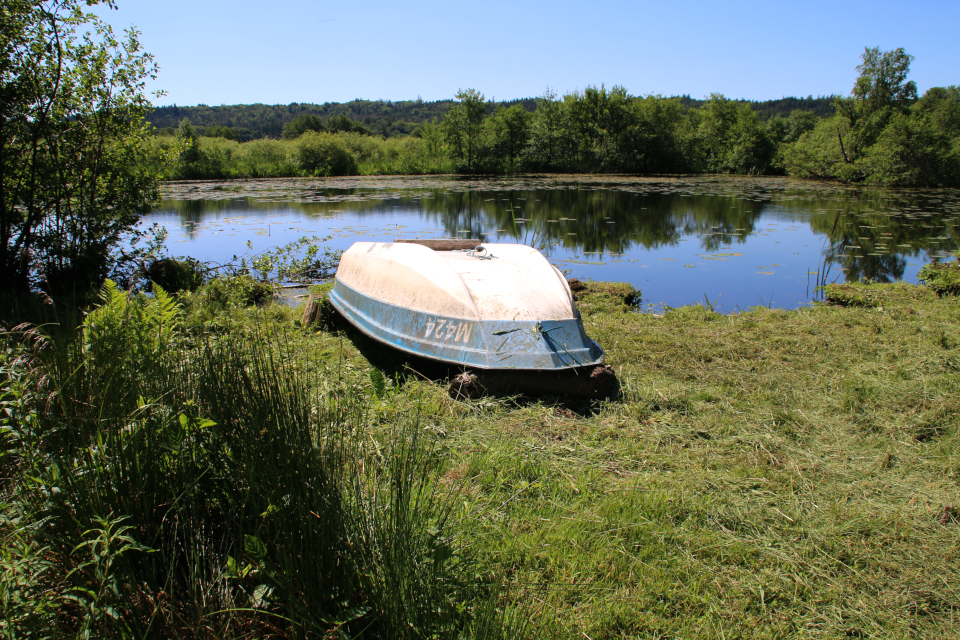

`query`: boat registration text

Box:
[425,318,473,343]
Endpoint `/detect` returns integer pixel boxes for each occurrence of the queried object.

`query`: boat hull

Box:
[329,278,604,370]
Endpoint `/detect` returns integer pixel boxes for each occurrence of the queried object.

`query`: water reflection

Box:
[149,176,960,311]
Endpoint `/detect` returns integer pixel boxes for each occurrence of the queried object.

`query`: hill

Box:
[147,95,835,141]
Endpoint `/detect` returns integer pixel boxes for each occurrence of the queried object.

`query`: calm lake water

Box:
[146,175,960,313]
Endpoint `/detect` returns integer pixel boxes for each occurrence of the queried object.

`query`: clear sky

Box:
[96,0,960,107]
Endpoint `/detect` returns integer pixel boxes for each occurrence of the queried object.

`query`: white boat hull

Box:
[329,241,604,370]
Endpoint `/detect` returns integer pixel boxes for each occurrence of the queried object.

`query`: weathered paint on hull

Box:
[329,279,604,370]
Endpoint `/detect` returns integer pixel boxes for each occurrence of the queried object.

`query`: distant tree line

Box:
[152,48,959,187]
[147,96,834,142]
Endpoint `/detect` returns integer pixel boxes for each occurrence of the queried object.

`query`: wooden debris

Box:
[301,296,322,326]
[449,364,619,400]
[393,238,480,251]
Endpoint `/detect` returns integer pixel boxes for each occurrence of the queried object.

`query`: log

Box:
[449,364,619,400]
[301,296,321,326]
[394,238,481,251]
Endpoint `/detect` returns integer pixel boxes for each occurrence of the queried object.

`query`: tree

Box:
[696,95,774,174]
[524,89,576,172]
[486,104,529,172]
[282,113,326,139]
[442,89,489,172]
[1,0,160,295]
[864,111,959,187]
[914,86,960,139]
[632,95,692,173]
[835,47,917,160]
[782,48,943,185]
[203,124,238,140]
[565,85,638,172]
[326,113,372,135]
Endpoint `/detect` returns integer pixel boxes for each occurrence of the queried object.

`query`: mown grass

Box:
[442,281,960,638]
[297,279,960,638]
[3,275,959,638]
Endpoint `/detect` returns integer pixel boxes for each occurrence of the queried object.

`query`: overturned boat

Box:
[328,239,606,372]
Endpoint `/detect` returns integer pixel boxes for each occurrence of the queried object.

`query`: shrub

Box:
[143,257,206,294]
[191,274,278,309]
[295,132,358,176]
[237,138,297,177]
[918,251,960,297]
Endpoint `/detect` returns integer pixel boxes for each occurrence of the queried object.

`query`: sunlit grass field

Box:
[441,281,960,638]
[2,275,958,637]
[311,279,960,638]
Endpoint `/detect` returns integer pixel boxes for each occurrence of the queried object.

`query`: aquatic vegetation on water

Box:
[150,175,960,312]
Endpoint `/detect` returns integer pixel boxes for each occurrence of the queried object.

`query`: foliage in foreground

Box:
[0,282,509,638]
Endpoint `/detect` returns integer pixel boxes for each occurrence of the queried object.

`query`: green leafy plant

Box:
[0,0,161,297]
[83,279,181,371]
[228,236,342,284]
[65,515,153,640]
[295,131,358,176]
[189,274,278,310]
[918,251,960,297]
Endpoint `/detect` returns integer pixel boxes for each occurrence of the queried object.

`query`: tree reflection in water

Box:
[150,176,960,310]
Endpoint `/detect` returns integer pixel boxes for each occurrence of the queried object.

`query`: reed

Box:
[0,283,510,638]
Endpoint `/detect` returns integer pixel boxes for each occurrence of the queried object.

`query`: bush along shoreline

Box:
[149,48,960,187]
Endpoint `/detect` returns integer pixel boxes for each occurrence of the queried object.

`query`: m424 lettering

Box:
[425,318,472,343]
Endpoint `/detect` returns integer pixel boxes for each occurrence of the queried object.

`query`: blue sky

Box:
[97,0,960,107]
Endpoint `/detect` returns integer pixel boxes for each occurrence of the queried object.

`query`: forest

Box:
[146,95,834,140]
[148,48,959,187]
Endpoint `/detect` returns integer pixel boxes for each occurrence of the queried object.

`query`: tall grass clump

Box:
[0,281,510,638]
[236,138,299,177]
[295,132,358,176]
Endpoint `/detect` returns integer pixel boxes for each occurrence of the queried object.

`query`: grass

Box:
[3,274,959,637]
[300,279,960,638]
[918,251,960,298]
[0,282,511,638]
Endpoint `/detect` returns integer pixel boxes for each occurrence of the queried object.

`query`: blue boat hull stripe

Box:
[328,280,604,370]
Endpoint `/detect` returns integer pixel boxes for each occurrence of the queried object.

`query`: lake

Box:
[146,175,960,313]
